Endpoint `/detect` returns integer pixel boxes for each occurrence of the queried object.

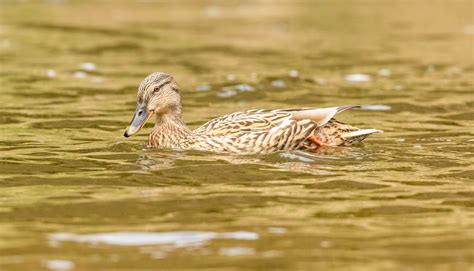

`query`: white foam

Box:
[279,152,314,162]
[218,84,255,98]
[267,227,287,234]
[1,39,11,48]
[80,62,96,71]
[271,80,286,88]
[288,69,299,78]
[44,260,75,270]
[234,84,255,92]
[46,69,57,78]
[314,78,327,85]
[463,24,474,35]
[345,73,371,82]
[73,71,87,79]
[320,240,333,248]
[204,5,220,17]
[378,68,391,77]
[218,89,237,98]
[49,231,258,247]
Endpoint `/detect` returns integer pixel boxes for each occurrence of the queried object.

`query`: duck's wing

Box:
[196,106,358,136]
[195,109,293,137]
[194,107,359,153]
[194,109,313,152]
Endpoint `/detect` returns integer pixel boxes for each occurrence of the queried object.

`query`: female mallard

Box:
[124,72,382,154]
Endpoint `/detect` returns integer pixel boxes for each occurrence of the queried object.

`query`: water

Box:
[0,1,473,270]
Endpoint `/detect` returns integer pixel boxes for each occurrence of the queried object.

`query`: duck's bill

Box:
[124,108,153,137]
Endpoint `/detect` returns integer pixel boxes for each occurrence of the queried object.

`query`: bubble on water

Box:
[426,65,435,73]
[267,227,287,234]
[314,78,327,86]
[226,74,236,81]
[218,84,254,97]
[378,68,391,77]
[1,39,11,48]
[150,251,167,259]
[196,84,211,91]
[361,105,392,111]
[73,71,87,79]
[219,247,255,256]
[271,80,286,88]
[80,62,96,71]
[463,24,474,35]
[393,85,404,91]
[320,240,333,248]
[46,69,57,78]
[218,89,237,98]
[344,73,372,83]
[234,84,255,92]
[204,5,220,17]
[44,260,75,270]
[288,69,299,78]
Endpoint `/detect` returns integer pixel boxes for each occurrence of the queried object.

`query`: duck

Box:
[124,72,382,154]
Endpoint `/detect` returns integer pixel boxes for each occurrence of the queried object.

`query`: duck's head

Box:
[124,72,181,137]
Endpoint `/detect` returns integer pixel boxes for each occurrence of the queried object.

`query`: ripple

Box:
[305,180,388,190]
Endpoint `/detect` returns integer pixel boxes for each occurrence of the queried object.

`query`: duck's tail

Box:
[302,120,383,149]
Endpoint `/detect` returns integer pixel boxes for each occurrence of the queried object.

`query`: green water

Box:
[1,1,473,270]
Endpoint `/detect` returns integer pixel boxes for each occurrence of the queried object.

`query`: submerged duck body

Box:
[124,72,382,154]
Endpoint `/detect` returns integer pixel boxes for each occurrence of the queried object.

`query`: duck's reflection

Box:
[134,145,373,175]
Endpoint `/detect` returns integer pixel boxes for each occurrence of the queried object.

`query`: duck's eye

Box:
[153,87,160,93]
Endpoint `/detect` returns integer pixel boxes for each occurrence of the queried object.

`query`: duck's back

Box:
[191,109,317,153]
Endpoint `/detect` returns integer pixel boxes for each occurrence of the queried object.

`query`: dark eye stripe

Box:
[153,79,172,92]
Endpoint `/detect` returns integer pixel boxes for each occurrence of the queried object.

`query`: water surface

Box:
[0,0,473,270]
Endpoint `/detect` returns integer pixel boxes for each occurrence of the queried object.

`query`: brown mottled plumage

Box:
[124,72,383,154]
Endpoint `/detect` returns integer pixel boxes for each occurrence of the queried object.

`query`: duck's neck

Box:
[149,109,192,148]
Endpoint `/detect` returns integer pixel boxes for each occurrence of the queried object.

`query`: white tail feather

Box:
[291,107,339,126]
[341,129,383,138]
[291,105,359,126]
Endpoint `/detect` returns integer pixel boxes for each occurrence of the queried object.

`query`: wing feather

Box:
[195,109,291,137]
[194,109,319,153]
